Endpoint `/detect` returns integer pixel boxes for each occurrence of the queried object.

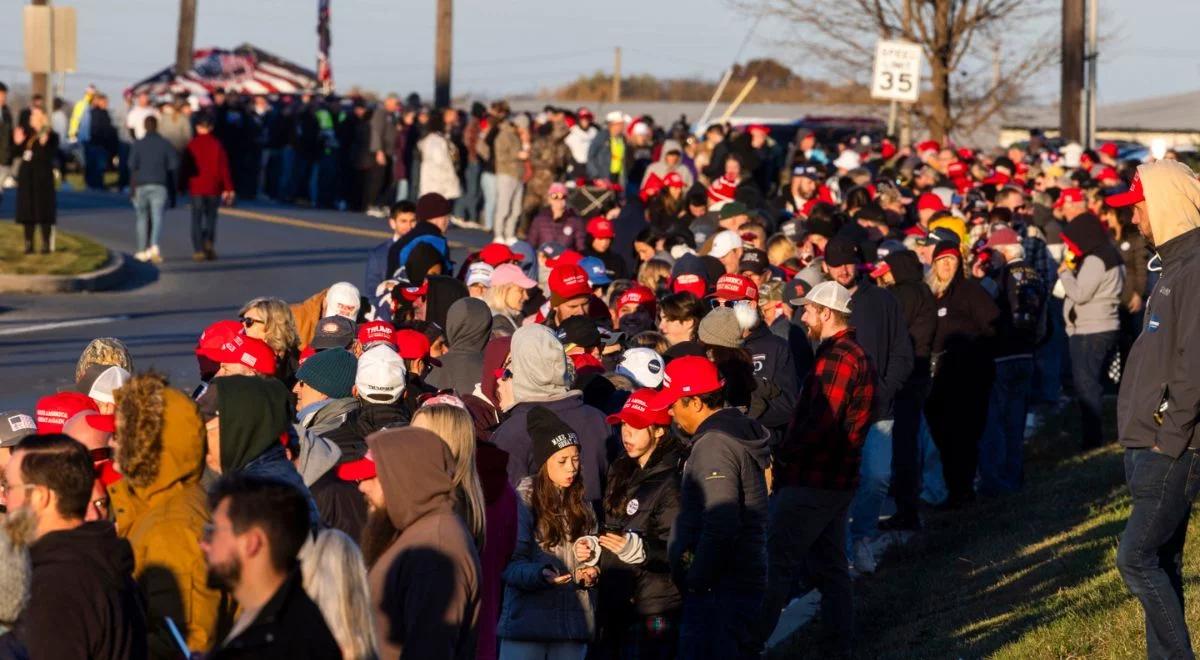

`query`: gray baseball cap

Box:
[0,411,36,448]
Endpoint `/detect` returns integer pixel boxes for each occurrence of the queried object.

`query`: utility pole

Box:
[176,0,196,75]
[612,47,621,103]
[31,0,48,101]
[1083,0,1098,148]
[434,0,452,107]
[1060,0,1085,143]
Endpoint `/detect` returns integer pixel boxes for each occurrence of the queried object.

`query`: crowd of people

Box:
[2,78,1198,659]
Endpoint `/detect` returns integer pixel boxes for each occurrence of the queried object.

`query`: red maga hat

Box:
[479,242,521,266]
[394,329,441,366]
[1106,172,1144,208]
[1054,187,1085,208]
[336,451,377,481]
[200,334,277,376]
[1099,142,1119,159]
[647,356,725,411]
[916,192,946,213]
[713,273,758,301]
[672,273,707,298]
[586,216,615,239]
[357,320,396,347]
[607,388,672,429]
[617,284,656,309]
[35,392,98,434]
[548,264,593,301]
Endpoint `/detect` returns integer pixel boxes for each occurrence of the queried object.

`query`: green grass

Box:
[0,222,110,275]
[771,403,1193,659]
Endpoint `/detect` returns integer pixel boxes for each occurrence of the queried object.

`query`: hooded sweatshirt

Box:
[641,139,695,189]
[428,297,494,395]
[884,250,937,385]
[366,428,481,660]
[110,374,220,655]
[426,275,470,332]
[214,376,317,524]
[18,521,148,660]
[1118,160,1200,457]
[491,325,610,504]
[668,408,771,595]
[1059,213,1124,336]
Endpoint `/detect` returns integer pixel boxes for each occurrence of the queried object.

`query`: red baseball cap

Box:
[548,264,592,302]
[663,172,685,188]
[607,388,672,429]
[869,261,891,279]
[397,281,429,302]
[357,320,396,347]
[577,107,594,120]
[1054,187,1085,208]
[200,334,277,376]
[617,284,656,310]
[672,273,707,298]
[747,123,770,135]
[714,273,758,301]
[916,140,940,154]
[1096,166,1120,182]
[647,356,725,411]
[1099,142,1119,159]
[947,161,967,179]
[1106,171,1144,208]
[479,242,521,266]
[298,345,316,365]
[546,250,583,269]
[916,192,945,212]
[35,392,98,434]
[196,319,244,376]
[982,172,1011,186]
[87,413,116,433]
[394,329,441,366]
[586,216,615,239]
[336,451,376,481]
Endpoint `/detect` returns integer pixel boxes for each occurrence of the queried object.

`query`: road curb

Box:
[0,250,127,294]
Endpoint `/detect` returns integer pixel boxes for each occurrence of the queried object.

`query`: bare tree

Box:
[739,0,1056,142]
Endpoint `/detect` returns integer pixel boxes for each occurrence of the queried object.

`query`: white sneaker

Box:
[852,538,877,575]
[134,249,149,262]
[449,215,471,229]
[366,206,387,218]
[149,245,163,263]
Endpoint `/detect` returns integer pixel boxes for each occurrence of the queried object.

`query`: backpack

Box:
[1006,263,1049,346]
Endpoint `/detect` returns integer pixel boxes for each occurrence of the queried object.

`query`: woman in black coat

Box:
[14,106,58,254]
[594,390,683,660]
[924,241,999,508]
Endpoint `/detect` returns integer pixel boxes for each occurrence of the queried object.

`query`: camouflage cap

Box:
[75,338,134,384]
[758,280,784,304]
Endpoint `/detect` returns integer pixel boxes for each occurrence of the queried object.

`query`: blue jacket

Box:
[586,133,626,185]
[363,238,395,299]
[385,222,451,280]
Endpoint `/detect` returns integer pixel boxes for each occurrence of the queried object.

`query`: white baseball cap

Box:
[355,345,406,404]
[798,280,853,314]
[833,150,862,171]
[467,262,494,288]
[616,348,666,388]
[604,110,624,124]
[709,230,744,259]
[77,365,131,405]
[324,281,361,320]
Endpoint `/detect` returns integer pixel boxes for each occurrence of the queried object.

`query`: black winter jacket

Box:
[849,279,915,420]
[208,570,341,659]
[884,251,936,386]
[18,522,147,660]
[599,444,684,618]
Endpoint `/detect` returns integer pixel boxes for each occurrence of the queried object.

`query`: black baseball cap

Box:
[311,316,357,350]
[738,248,770,275]
[823,237,862,267]
[557,316,602,349]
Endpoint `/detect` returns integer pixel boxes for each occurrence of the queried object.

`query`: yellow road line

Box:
[220,207,470,249]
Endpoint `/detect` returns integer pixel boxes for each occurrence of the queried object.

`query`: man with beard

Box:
[201,474,339,659]
[10,434,147,659]
[755,281,876,657]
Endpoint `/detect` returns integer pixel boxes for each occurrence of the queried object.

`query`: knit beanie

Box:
[527,405,580,470]
[295,348,358,399]
[699,307,744,348]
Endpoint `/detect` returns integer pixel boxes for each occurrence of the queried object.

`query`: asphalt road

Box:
[0,189,491,411]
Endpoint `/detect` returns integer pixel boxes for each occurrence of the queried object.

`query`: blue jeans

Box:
[494,173,524,241]
[918,414,948,505]
[454,160,482,221]
[132,184,168,252]
[480,171,497,232]
[190,195,220,251]
[1117,448,1200,660]
[394,178,410,203]
[1069,330,1118,447]
[848,420,894,546]
[978,357,1035,495]
[679,589,762,659]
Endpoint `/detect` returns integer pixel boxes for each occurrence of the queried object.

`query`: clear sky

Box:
[1,0,1197,107]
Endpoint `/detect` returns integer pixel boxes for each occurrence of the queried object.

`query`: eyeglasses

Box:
[709,299,738,309]
[240,316,265,329]
[549,194,566,201]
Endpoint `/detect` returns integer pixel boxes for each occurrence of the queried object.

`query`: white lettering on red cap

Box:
[240,353,258,368]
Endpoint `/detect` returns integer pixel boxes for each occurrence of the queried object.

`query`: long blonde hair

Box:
[637,259,672,293]
[239,297,300,357]
[299,528,379,660]
[411,404,487,549]
[485,282,522,316]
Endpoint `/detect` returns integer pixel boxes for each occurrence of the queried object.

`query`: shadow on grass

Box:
[772,404,1140,659]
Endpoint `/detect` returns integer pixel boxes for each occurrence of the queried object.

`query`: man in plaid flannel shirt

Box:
[754,281,876,657]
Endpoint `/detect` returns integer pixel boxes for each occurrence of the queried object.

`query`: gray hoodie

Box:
[669,408,771,595]
[641,138,694,189]
[427,297,494,395]
[1059,253,1123,336]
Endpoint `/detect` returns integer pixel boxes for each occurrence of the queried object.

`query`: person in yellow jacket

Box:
[111,372,221,656]
[68,84,96,142]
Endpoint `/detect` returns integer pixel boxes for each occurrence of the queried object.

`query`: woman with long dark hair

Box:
[594,389,683,660]
[924,241,999,508]
[14,106,58,254]
[498,406,599,659]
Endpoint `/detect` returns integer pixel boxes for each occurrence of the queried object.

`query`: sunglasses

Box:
[240,316,265,329]
[708,299,739,309]
[549,194,566,200]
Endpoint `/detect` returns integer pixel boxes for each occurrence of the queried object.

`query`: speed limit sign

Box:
[871,39,922,103]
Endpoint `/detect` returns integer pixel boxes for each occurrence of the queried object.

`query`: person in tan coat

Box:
[359,426,481,660]
[111,372,221,655]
